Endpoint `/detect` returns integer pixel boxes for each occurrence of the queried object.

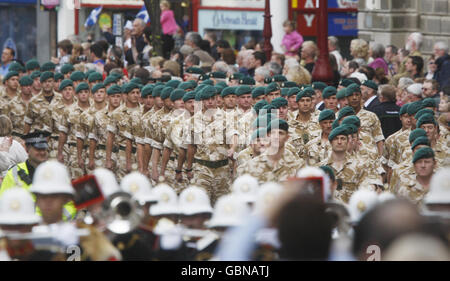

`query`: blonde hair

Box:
[302,41,318,58]
[160,0,170,9]
[286,65,311,85]
[149,56,165,69]
[0,115,12,137]
[350,39,369,61]
[163,60,180,77]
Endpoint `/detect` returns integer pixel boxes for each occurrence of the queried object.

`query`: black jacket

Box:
[434,53,450,90]
[372,101,402,139]
[364,96,381,113]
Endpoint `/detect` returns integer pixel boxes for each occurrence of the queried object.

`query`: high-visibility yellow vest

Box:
[0,162,77,221]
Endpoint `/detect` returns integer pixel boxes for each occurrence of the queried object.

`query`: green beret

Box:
[271,97,288,109]
[264,77,273,84]
[411,136,430,151]
[318,109,336,122]
[3,71,19,82]
[250,128,267,142]
[186,67,204,75]
[236,85,252,96]
[281,88,289,97]
[70,71,85,82]
[214,85,225,95]
[107,85,122,95]
[201,79,214,86]
[272,75,287,82]
[166,80,181,88]
[31,71,41,80]
[178,81,195,91]
[221,86,237,98]
[141,85,154,98]
[25,59,40,71]
[345,124,359,135]
[281,81,297,88]
[40,62,56,72]
[332,119,340,130]
[126,82,142,94]
[40,71,54,83]
[303,87,315,96]
[362,80,378,91]
[295,90,311,102]
[128,77,141,85]
[407,101,424,116]
[161,86,174,100]
[338,106,356,121]
[288,87,301,97]
[152,85,165,97]
[415,109,434,121]
[194,90,202,101]
[319,165,335,182]
[54,72,64,81]
[339,79,354,87]
[216,81,228,88]
[199,85,217,100]
[19,76,33,86]
[88,72,103,83]
[239,77,255,85]
[183,91,197,102]
[399,103,410,116]
[60,64,74,75]
[59,79,74,92]
[422,98,437,108]
[336,88,347,100]
[229,73,244,81]
[312,82,327,91]
[92,83,105,94]
[265,82,280,94]
[409,128,427,144]
[75,82,90,94]
[252,113,277,129]
[170,89,185,101]
[154,82,165,87]
[322,86,337,99]
[85,70,95,78]
[103,75,117,87]
[261,104,277,115]
[328,125,349,141]
[267,119,289,133]
[9,62,25,73]
[251,87,266,99]
[341,115,361,128]
[412,147,435,164]
[196,84,208,94]
[416,113,437,128]
[111,72,123,79]
[209,72,227,79]
[345,83,361,97]
[253,100,269,115]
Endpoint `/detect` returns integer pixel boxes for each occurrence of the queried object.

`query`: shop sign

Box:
[201,0,264,9]
[198,9,264,35]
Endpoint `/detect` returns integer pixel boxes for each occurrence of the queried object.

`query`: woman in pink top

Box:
[281,20,304,57]
[160,1,179,58]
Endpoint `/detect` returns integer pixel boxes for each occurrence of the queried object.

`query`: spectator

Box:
[385,44,398,77]
[51,40,73,70]
[125,18,147,66]
[248,51,266,77]
[281,20,304,58]
[301,41,318,74]
[395,77,414,107]
[350,39,369,67]
[433,41,450,89]
[184,54,200,70]
[369,43,388,75]
[373,85,402,138]
[204,32,219,61]
[123,20,133,53]
[0,47,15,77]
[141,26,154,66]
[221,48,236,66]
[184,32,215,68]
[90,43,105,73]
[374,67,389,85]
[254,67,270,86]
[398,32,423,74]
[271,53,285,69]
[406,83,423,103]
[340,60,359,78]
[285,65,311,85]
[422,79,440,106]
[361,80,380,112]
[160,0,178,59]
[328,36,343,72]
[392,55,424,86]
[267,62,282,76]
[329,55,341,87]
[0,115,27,178]
[216,40,231,58]
[425,55,437,80]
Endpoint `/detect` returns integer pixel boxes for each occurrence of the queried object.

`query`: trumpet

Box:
[101,192,144,235]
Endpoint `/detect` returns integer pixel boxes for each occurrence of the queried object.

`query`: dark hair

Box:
[5,47,15,58]
[199,39,211,54]
[409,56,424,74]
[109,46,124,68]
[104,62,118,75]
[205,31,217,43]
[386,45,398,55]
[186,54,200,66]
[221,48,236,65]
[143,26,152,43]
[375,67,389,85]
[90,43,104,59]
[348,77,361,85]
[379,84,396,102]
[253,51,266,66]
[96,40,109,55]
[134,67,150,84]
[245,39,256,50]
[57,39,73,55]
[329,54,338,72]
[277,195,332,260]
[348,60,359,71]
[442,85,450,96]
[359,65,375,80]
[216,40,231,49]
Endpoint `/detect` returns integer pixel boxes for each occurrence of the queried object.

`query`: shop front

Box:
[192,0,265,50]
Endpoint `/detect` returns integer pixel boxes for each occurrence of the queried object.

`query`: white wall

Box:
[270,0,289,54]
[57,0,76,42]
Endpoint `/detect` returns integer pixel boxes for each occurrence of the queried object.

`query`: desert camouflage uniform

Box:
[319,153,381,204]
[235,146,258,177]
[356,109,384,150]
[90,106,118,172]
[3,95,29,137]
[288,110,321,155]
[433,137,450,167]
[59,102,90,179]
[186,109,238,204]
[0,88,19,110]
[305,134,332,166]
[233,107,255,150]
[389,162,414,194]
[242,148,304,184]
[142,107,157,171]
[381,128,408,168]
[107,105,139,180]
[394,169,429,205]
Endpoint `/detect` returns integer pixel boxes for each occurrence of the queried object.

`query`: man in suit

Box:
[361,80,381,112]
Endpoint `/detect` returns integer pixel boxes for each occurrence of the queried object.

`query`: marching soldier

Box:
[252,86,266,105]
[60,63,74,79]
[57,82,91,178]
[25,59,40,75]
[30,71,41,96]
[137,85,155,177]
[264,82,281,103]
[322,86,338,112]
[0,71,20,108]
[235,127,267,177]
[234,85,255,150]
[305,109,335,166]
[221,86,238,112]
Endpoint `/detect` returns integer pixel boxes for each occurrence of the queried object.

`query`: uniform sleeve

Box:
[119,114,133,140]
[24,100,36,125]
[107,112,118,134]
[132,114,146,145]
[372,114,385,143]
[58,109,70,134]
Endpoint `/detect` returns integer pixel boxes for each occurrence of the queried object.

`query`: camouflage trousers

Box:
[86,148,118,175]
[116,150,138,181]
[191,162,232,205]
[164,155,189,195]
[67,145,87,179]
[48,136,69,160]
